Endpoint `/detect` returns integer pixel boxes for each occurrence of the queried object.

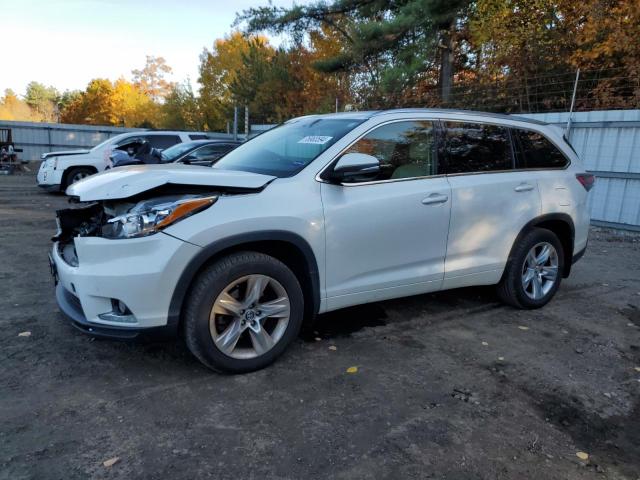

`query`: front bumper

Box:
[55,282,177,339]
[51,232,201,338]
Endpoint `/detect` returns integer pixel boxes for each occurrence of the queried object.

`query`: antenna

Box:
[566,69,580,140]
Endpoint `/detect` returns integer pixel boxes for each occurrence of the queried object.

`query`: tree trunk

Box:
[439,28,455,105]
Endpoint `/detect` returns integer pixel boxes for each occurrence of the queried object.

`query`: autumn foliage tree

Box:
[3,3,639,127]
[61,78,160,127]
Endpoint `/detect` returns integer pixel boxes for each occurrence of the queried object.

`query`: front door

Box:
[321,120,451,311]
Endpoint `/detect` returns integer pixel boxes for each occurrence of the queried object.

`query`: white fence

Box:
[0,120,238,162]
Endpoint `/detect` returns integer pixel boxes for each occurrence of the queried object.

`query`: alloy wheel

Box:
[209,274,291,359]
[71,171,90,184]
[521,242,559,300]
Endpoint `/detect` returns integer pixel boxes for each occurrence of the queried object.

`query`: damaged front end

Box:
[53,188,220,266]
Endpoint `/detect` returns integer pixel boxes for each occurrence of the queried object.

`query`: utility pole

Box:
[244,106,249,139]
[233,106,238,141]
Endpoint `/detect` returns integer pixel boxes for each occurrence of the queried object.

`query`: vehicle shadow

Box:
[304,285,501,341]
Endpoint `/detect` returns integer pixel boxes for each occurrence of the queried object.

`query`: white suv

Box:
[37,131,209,192]
[49,109,593,372]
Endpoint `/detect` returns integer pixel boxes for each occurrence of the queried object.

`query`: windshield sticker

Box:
[298,136,333,145]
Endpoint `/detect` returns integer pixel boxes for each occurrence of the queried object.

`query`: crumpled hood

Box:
[41,149,91,160]
[66,164,276,201]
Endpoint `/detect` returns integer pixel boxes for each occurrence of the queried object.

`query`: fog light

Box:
[116,299,130,315]
[98,299,136,324]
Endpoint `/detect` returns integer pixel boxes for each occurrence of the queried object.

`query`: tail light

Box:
[576,173,595,191]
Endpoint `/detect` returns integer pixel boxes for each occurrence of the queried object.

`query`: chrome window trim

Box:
[315,116,573,186]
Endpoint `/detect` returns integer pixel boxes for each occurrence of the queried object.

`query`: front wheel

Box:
[64,167,94,188]
[497,228,564,309]
[183,251,304,373]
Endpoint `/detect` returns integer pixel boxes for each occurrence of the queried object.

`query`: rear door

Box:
[442,121,541,288]
[321,119,452,310]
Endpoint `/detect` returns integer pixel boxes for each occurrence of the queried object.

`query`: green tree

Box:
[24,81,60,121]
[238,0,471,105]
[162,82,203,130]
[198,31,269,130]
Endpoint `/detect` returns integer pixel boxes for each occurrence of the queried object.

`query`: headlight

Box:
[102,196,217,239]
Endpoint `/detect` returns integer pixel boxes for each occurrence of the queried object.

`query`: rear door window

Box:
[146,135,181,149]
[444,122,513,174]
[514,129,569,169]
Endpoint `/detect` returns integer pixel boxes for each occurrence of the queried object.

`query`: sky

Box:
[1,0,303,96]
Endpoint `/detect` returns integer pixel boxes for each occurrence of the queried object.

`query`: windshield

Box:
[160,142,197,162]
[90,133,129,152]
[213,117,365,177]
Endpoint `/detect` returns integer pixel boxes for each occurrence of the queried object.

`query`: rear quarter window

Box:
[514,129,569,169]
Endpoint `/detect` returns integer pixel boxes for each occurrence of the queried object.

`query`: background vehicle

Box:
[36,131,211,192]
[110,139,241,168]
[51,109,592,373]
[0,128,24,174]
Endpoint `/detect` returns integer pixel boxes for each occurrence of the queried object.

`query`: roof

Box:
[291,108,549,126]
[371,108,549,126]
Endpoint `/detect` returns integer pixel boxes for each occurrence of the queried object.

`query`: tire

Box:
[64,167,94,188]
[497,228,564,309]
[183,251,304,373]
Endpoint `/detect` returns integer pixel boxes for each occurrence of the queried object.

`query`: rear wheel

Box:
[497,228,564,309]
[64,167,94,188]
[183,251,304,373]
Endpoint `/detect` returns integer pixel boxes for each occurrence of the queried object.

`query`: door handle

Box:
[514,183,534,192]
[422,193,449,205]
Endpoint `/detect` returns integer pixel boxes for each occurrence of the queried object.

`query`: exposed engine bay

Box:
[53,184,259,266]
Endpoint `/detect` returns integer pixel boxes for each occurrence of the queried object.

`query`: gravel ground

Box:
[1,170,639,480]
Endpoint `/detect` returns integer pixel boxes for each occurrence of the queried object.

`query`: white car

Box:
[49,109,593,373]
[37,131,209,192]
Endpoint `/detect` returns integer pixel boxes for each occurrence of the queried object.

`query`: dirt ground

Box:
[1,170,639,480]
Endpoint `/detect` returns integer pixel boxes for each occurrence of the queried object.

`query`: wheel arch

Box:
[167,231,321,330]
[507,213,575,278]
[61,165,99,188]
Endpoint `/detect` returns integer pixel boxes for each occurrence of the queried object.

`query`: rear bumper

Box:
[56,283,177,340]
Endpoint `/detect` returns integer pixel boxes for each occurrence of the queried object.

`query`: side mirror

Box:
[329,153,380,182]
